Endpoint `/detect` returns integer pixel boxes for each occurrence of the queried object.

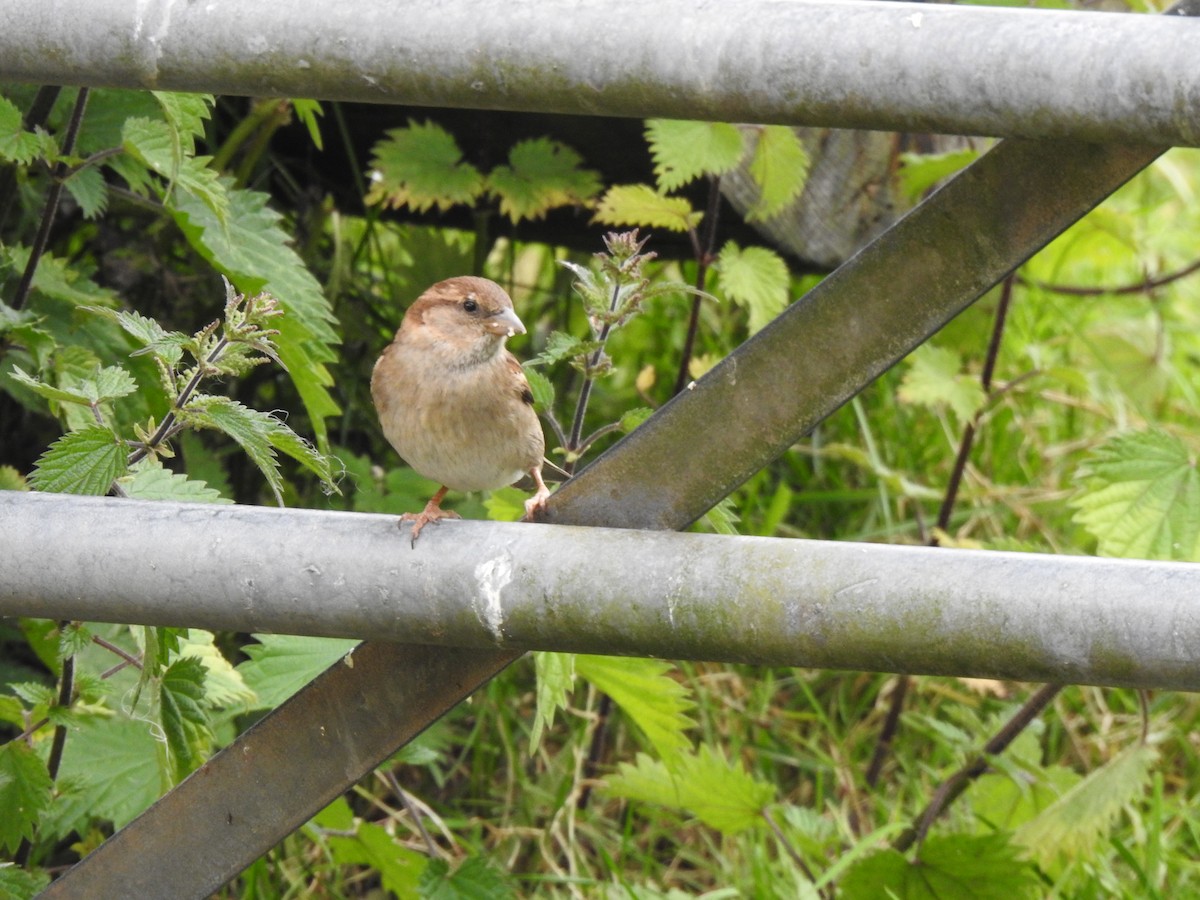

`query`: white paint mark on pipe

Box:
[474,553,512,643]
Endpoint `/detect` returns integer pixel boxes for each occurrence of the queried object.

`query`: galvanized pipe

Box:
[4,491,1199,690]
[0,0,1198,145]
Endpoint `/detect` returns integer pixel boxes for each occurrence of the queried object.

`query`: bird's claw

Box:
[400,506,461,548]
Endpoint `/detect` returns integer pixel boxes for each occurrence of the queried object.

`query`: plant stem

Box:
[892,683,1063,853]
[127,335,230,467]
[12,87,90,311]
[565,281,622,468]
[14,645,76,866]
[673,176,723,395]
[1020,256,1200,297]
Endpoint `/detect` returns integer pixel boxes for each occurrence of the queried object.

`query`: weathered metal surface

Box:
[5,492,1200,690]
[0,0,1198,144]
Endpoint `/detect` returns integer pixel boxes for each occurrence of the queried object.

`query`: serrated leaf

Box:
[898,344,987,423]
[184,392,335,503]
[746,125,810,221]
[291,99,324,150]
[530,330,586,367]
[840,834,1040,900]
[3,246,118,308]
[487,137,601,222]
[604,745,771,834]
[123,117,229,223]
[716,241,791,333]
[236,635,360,710]
[646,119,745,191]
[0,861,50,899]
[530,652,575,754]
[62,164,109,219]
[327,819,427,896]
[171,181,340,445]
[29,426,125,494]
[1071,429,1200,561]
[366,119,485,213]
[160,656,212,781]
[57,715,164,828]
[576,655,694,759]
[420,855,514,899]
[152,91,213,155]
[177,630,257,708]
[593,184,702,232]
[1012,743,1157,868]
[0,742,53,853]
[967,766,1081,832]
[522,366,555,413]
[0,95,51,164]
[9,365,94,407]
[117,459,230,504]
[482,486,527,523]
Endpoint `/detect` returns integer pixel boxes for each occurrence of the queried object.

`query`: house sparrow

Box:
[371,276,551,544]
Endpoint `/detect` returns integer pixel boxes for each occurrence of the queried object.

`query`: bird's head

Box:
[399,276,526,364]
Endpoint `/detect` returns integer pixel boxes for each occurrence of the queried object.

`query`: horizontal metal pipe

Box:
[3,491,1199,690]
[0,0,1197,145]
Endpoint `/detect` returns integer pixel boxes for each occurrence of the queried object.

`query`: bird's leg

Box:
[523,467,551,521]
[400,485,461,546]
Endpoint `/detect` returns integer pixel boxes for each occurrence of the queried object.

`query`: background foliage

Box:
[3,48,1200,900]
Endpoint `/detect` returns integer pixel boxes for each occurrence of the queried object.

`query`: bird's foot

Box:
[522,473,552,522]
[400,491,460,547]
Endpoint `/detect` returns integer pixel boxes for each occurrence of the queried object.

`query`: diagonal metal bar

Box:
[40,135,1165,897]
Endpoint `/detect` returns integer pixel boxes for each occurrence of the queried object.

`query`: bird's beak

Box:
[485,307,526,338]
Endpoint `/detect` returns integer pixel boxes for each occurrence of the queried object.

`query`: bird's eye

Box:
[463,296,479,313]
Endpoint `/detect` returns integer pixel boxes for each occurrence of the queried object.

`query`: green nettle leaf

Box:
[840,834,1041,900]
[327,820,427,897]
[151,91,214,155]
[530,330,586,367]
[420,856,513,898]
[530,651,575,753]
[897,344,987,423]
[645,119,745,191]
[576,655,695,759]
[487,137,601,222]
[29,426,125,494]
[604,745,772,835]
[0,862,51,898]
[365,119,485,213]
[1071,429,1200,561]
[0,94,53,164]
[183,394,334,503]
[1012,743,1157,869]
[746,125,811,221]
[62,164,109,219]
[593,184,702,232]
[117,459,230,504]
[898,148,981,202]
[57,715,164,828]
[523,366,555,413]
[159,656,213,781]
[236,635,360,710]
[177,631,258,709]
[291,99,324,150]
[0,741,53,853]
[716,241,791,333]
[171,181,341,445]
[967,766,1081,832]
[122,117,229,223]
